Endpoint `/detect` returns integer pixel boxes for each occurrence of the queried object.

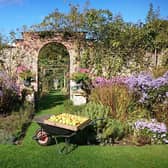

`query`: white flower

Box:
[161,133,166,138]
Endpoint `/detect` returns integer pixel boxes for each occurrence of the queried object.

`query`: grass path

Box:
[0,91,168,168]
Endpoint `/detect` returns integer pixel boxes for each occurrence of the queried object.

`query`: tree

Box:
[146,3,160,23]
[143,19,168,66]
[32,3,168,76]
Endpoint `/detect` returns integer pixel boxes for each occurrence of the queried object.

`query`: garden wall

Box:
[0,32,87,102]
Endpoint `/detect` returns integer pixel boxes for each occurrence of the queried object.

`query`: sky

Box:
[0,0,167,36]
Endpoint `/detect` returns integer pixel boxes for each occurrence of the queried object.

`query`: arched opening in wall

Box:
[38,42,70,96]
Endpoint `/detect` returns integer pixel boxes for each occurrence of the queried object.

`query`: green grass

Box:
[0,91,168,168]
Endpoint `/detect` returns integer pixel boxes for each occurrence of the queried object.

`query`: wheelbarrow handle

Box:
[89,118,106,126]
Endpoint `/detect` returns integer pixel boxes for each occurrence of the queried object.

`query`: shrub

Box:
[16,65,34,81]
[151,67,168,78]
[89,72,168,145]
[71,68,91,94]
[160,49,168,68]
[71,72,89,84]
[125,71,168,118]
[78,101,110,119]
[133,119,168,145]
[90,83,135,121]
[152,101,168,127]
[0,71,20,115]
[0,102,34,144]
[78,102,127,144]
[63,99,85,114]
[100,118,126,144]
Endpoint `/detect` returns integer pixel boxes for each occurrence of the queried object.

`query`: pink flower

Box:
[75,67,90,73]
[16,65,28,73]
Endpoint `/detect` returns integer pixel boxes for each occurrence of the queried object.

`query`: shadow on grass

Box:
[36,91,69,111]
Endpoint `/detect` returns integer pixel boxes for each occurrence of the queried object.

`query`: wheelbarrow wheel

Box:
[35,129,52,146]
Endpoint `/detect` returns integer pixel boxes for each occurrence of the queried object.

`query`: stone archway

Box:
[38,42,70,94]
[14,31,85,98]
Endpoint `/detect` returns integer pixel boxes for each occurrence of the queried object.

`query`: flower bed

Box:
[0,70,34,144]
[90,71,168,145]
[133,119,168,144]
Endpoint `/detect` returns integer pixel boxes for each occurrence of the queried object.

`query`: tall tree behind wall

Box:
[144,3,168,67]
[32,2,168,76]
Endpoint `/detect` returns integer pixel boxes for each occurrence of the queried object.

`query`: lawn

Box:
[0,91,168,168]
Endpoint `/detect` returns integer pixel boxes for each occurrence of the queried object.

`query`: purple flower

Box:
[0,71,19,95]
[92,76,127,87]
[92,71,168,105]
[134,119,167,133]
[134,119,168,144]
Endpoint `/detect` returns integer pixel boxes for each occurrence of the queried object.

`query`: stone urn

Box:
[70,80,87,106]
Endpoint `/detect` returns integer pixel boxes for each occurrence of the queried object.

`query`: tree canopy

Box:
[18,3,168,76]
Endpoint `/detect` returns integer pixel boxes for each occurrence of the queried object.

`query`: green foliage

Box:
[0,33,8,54]
[146,3,160,23]
[39,42,69,66]
[127,105,150,122]
[19,70,33,80]
[63,99,73,107]
[143,85,168,115]
[153,102,168,127]
[80,49,91,68]
[100,118,126,144]
[0,102,34,144]
[132,129,152,145]
[71,69,92,94]
[79,102,109,119]
[144,81,168,125]
[0,33,4,51]
[32,3,168,76]
[38,31,55,38]
[63,99,85,115]
[161,49,168,68]
[71,72,89,84]
[1,92,168,168]
[78,102,127,144]
[142,19,168,70]
[78,102,109,141]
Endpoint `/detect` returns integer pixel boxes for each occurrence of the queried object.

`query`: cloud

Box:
[0,0,23,6]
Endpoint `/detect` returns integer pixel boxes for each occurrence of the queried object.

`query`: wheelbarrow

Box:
[32,114,99,154]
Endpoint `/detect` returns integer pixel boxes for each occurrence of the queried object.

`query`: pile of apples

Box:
[48,113,88,126]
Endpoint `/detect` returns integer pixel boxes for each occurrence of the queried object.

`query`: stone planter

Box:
[72,91,87,106]
[70,80,87,106]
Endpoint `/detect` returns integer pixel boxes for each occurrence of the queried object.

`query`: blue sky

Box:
[0,0,167,36]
